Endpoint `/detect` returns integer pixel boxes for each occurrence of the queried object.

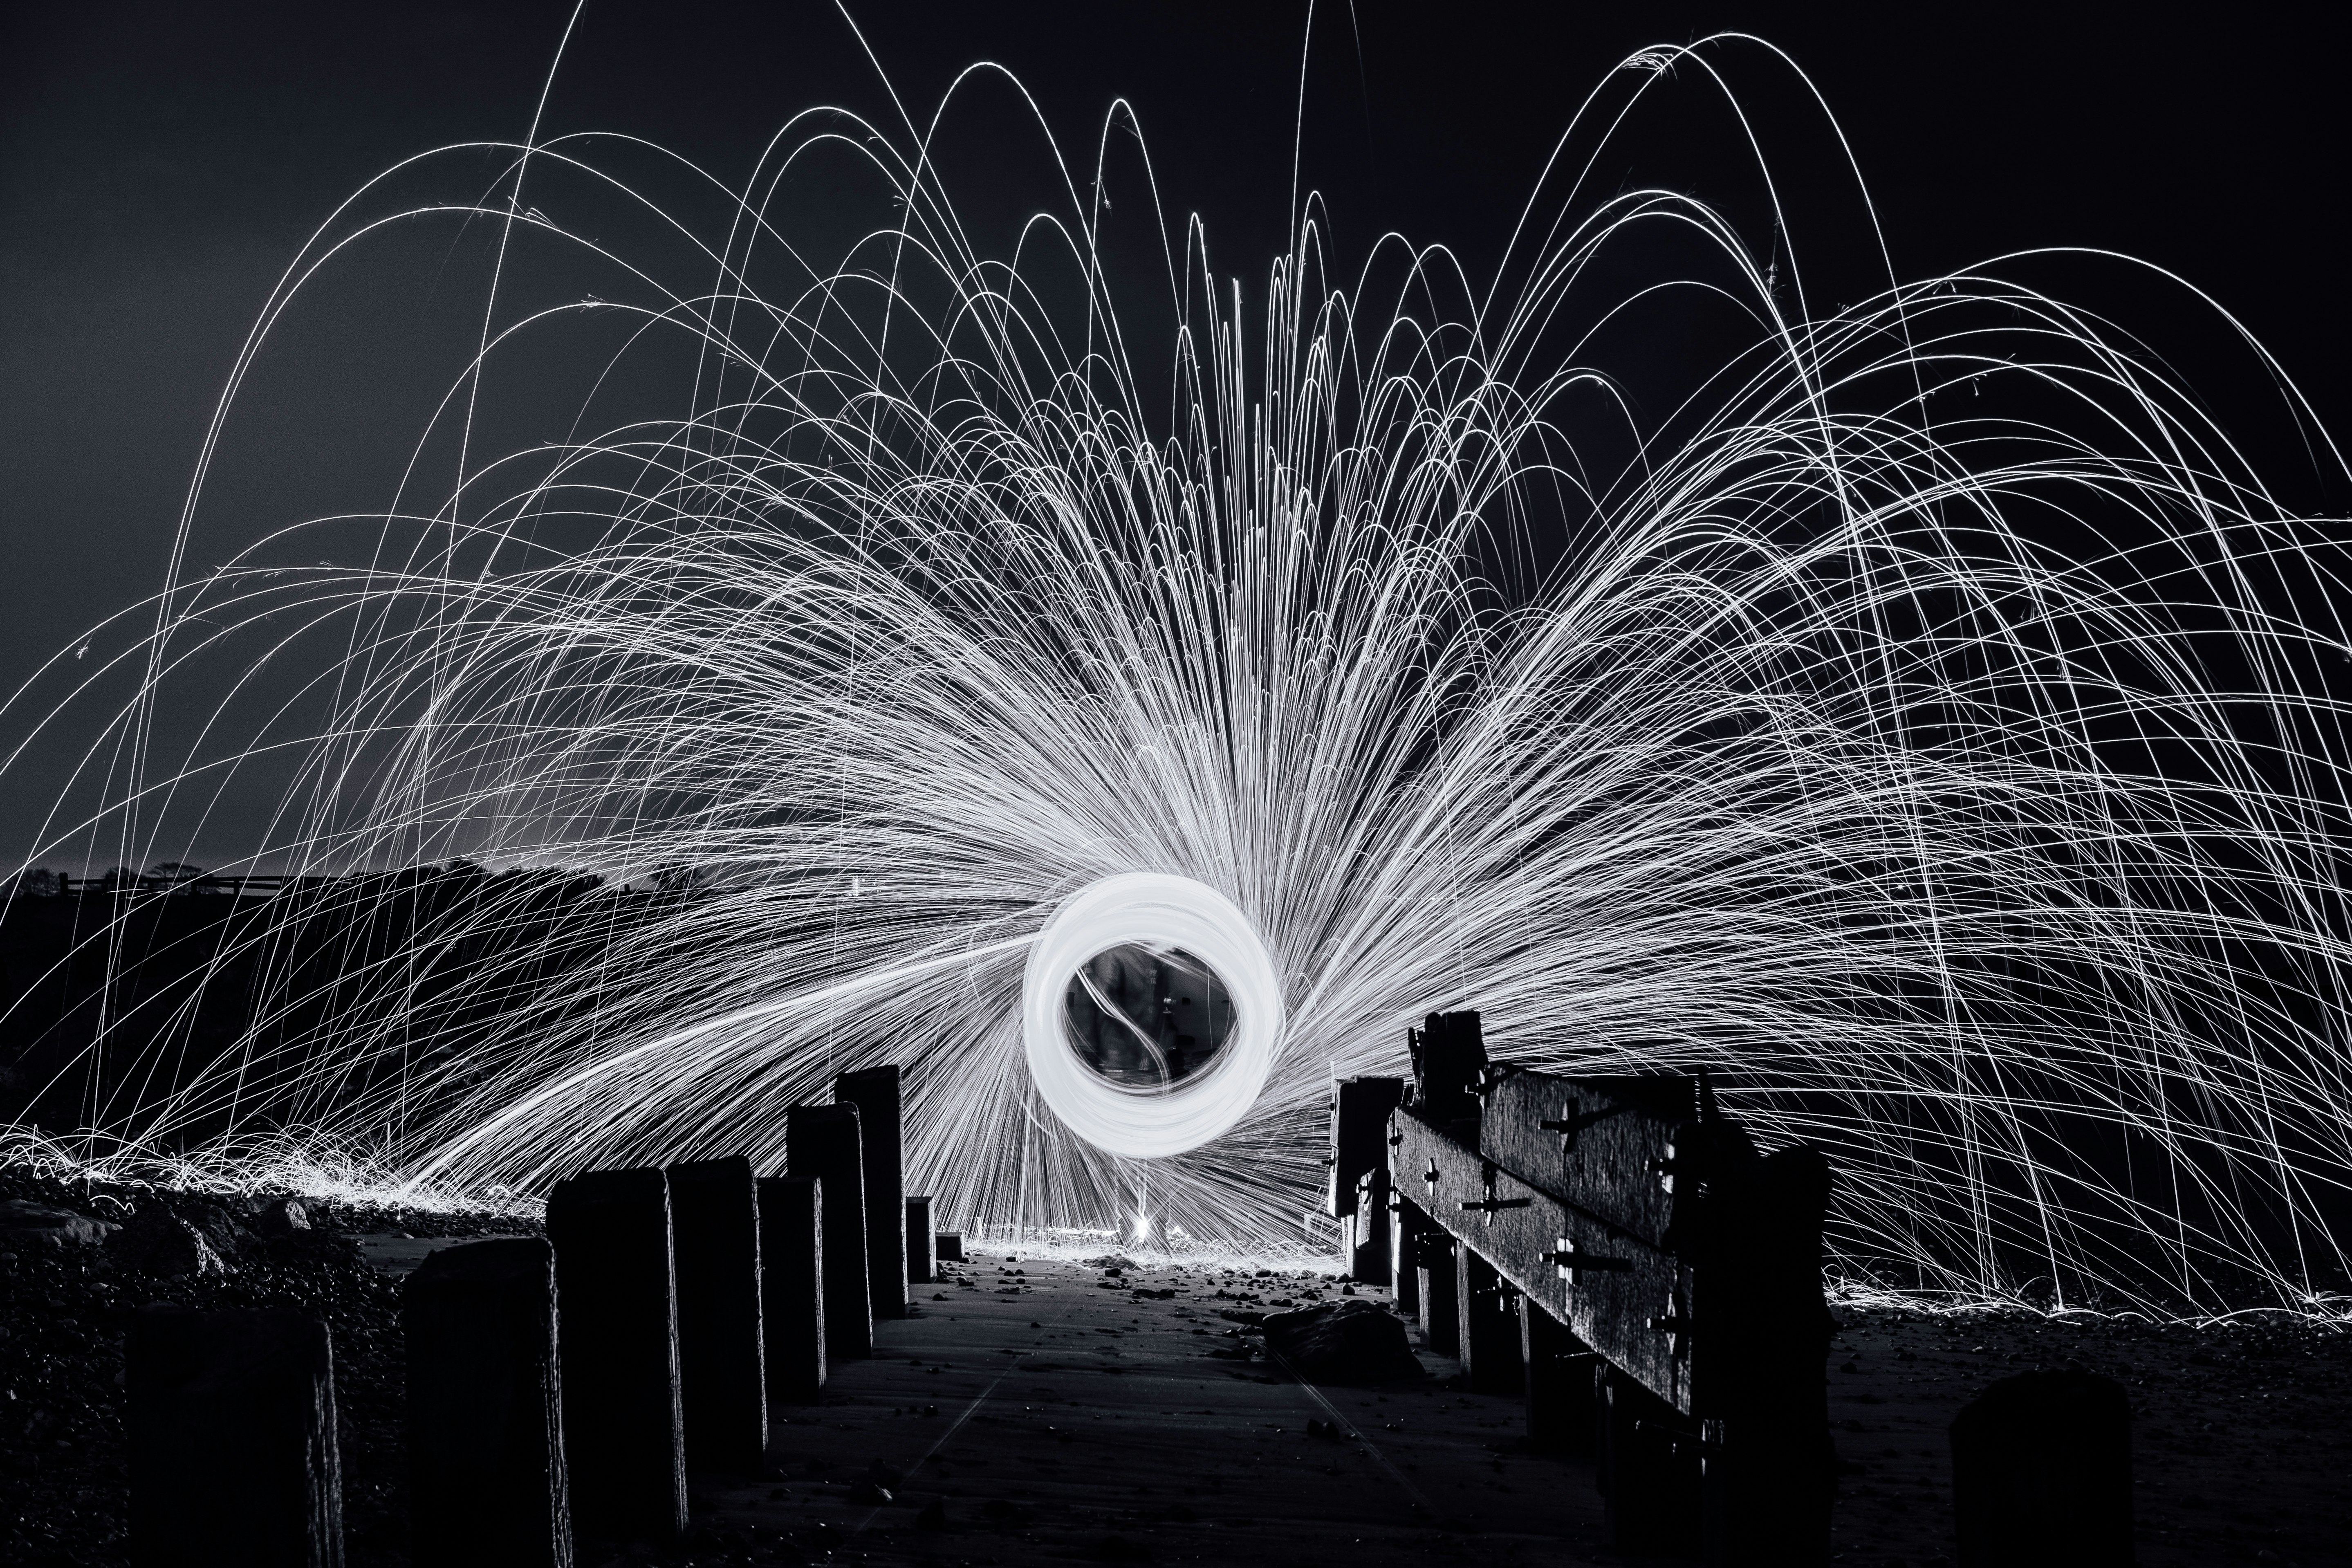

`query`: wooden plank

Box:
[1391,1108,1691,1415]
[1478,1071,1694,1249]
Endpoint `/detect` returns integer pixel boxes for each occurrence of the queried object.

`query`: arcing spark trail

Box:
[6,36,2348,1316]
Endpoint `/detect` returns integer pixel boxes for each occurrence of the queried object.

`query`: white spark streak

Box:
[1023,873,1284,1156]
[3,37,2348,1316]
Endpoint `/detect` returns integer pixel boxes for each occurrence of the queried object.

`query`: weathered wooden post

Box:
[666,1156,767,1476]
[756,1175,825,1404]
[1415,1230,1460,1355]
[1695,1142,1836,1566]
[905,1194,936,1285]
[1950,1370,2132,1567]
[1407,1012,1487,1128]
[1519,1298,1598,1456]
[1349,1165,1392,1285]
[546,1167,686,1544]
[1390,1196,1422,1317]
[405,1238,569,1568]
[1600,1364,1704,1557]
[1328,1074,1406,1234]
[1455,1245,1525,1395]
[786,1101,873,1360]
[127,1304,344,1568]
[833,1064,906,1321]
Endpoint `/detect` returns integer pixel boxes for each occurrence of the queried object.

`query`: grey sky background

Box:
[2,0,2343,868]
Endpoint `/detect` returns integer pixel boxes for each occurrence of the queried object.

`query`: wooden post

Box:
[405,1238,569,1568]
[1415,1230,1459,1355]
[1328,1075,1406,1220]
[756,1175,825,1404]
[1455,1245,1525,1396]
[546,1168,686,1543]
[905,1195,936,1285]
[1407,1011,1487,1127]
[786,1102,872,1360]
[1391,1199,1421,1317]
[665,1157,767,1476]
[127,1304,344,1568]
[1349,1166,1391,1285]
[832,1064,906,1320]
[1599,1363,1702,1558]
[1951,1370,2132,1567]
[1695,1143,1837,1565]
[1519,1297,1598,1457]
[935,1230,965,1263]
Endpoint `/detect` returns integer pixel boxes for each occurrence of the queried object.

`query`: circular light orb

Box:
[1061,942,1236,1088]
[1022,873,1284,1157]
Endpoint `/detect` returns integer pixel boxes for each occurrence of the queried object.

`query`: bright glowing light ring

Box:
[1022,873,1285,1157]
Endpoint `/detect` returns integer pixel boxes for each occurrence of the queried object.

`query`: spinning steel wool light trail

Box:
[6,36,2350,1315]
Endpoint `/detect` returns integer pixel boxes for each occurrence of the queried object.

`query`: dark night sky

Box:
[1,0,2346,861]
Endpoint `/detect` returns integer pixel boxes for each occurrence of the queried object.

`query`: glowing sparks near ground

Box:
[2,37,2349,1317]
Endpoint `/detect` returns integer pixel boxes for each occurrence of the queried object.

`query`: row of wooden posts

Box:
[1331,1012,2137,1568]
[123,1061,960,1568]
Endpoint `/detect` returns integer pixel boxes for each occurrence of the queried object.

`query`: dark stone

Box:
[264,1225,367,1268]
[935,1231,964,1263]
[849,1458,901,1504]
[0,1198,113,1247]
[253,1197,310,1238]
[112,1205,230,1276]
[405,1238,570,1568]
[127,1304,344,1568]
[1951,1369,2132,1567]
[832,1064,906,1320]
[176,1198,260,1265]
[1256,1299,1424,1384]
[1455,1246,1523,1397]
[546,1167,686,1543]
[786,1103,872,1360]
[665,1157,767,1476]
[756,1175,825,1403]
[905,1195,935,1285]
